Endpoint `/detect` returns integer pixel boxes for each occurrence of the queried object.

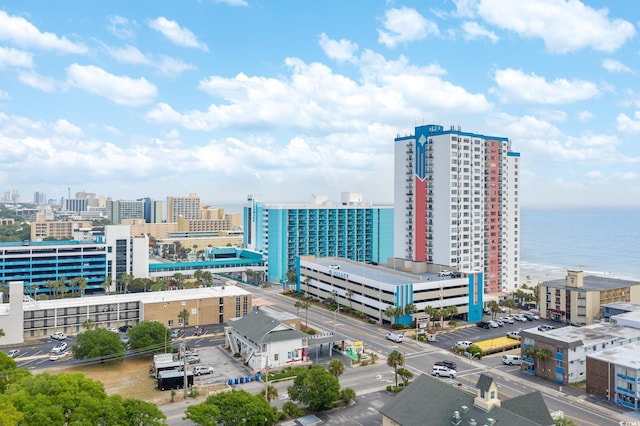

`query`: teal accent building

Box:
[244,194,394,283]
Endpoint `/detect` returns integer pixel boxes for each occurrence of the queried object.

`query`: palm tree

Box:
[81,319,95,330]
[172,273,184,289]
[304,277,311,297]
[300,299,311,329]
[487,300,501,319]
[504,298,517,315]
[178,309,190,337]
[424,305,440,331]
[523,346,553,375]
[102,276,111,294]
[70,277,88,297]
[327,358,345,379]
[445,305,459,322]
[384,306,397,324]
[387,350,405,389]
[294,300,305,317]
[118,273,132,294]
[346,289,354,311]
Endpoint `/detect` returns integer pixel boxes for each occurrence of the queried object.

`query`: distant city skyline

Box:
[1,1,640,208]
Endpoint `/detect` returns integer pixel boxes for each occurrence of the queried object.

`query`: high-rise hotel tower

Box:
[394,124,520,294]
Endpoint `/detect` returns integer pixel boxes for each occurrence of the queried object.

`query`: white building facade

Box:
[394,124,520,294]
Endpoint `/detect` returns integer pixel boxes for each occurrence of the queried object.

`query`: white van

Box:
[502,354,522,365]
[455,340,473,349]
[386,332,404,343]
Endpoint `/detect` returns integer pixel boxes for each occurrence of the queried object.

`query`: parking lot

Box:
[427,314,564,351]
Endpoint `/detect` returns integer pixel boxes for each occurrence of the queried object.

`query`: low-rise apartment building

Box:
[539,270,640,326]
[520,322,640,385]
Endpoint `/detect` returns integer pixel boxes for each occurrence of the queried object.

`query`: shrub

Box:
[368,319,377,324]
[282,401,305,418]
[340,387,356,402]
[233,352,241,358]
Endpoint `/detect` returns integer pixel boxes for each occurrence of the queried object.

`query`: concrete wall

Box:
[0,282,25,345]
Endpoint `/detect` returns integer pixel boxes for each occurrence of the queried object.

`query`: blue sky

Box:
[1,0,639,208]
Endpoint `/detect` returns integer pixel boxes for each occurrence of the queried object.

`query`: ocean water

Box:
[218,202,640,281]
[520,207,640,281]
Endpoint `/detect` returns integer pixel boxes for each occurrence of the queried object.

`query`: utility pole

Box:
[182,340,188,399]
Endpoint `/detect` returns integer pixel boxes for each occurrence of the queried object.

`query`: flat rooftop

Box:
[309,257,455,286]
[23,286,251,311]
[542,275,640,291]
[588,341,640,368]
[611,310,640,323]
[602,301,640,312]
[522,322,640,345]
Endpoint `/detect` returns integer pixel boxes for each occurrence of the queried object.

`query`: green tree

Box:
[118,273,133,294]
[504,298,517,314]
[0,400,24,425]
[294,300,304,317]
[286,268,297,286]
[70,277,88,297]
[172,273,185,289]
[327,358,345,379]
[128,321,170,353]
[264,384,278,402]
[299,299,311,329]
[288,365,340,411]
[404,303,417,316]
[0,372,165,426]
[340,387,356,402]
[72,328,125,362]
[346,289,353,310]
[487,300,501,319]
[386,350,405,389]
[81,319,95,330]
[178,308,190,337]
[184,389,276,426]
[424,305,439,331]
[523,346,552,373]
[102,276,112,294]
[0,352,31,393]
[397,367,414,387]
[445,305,459,323]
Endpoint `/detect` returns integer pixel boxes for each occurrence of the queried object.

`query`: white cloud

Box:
[107,15,137,40]
[18,71,60,92]
[0,10,87,53]
[66,64,157,106]
[614,171,638,181]
[212,0,248,5]
[157,56,197,78]
[493,68,599,104]
[452,0,479,18]
[319,33,358,63]
[476,0,635,53]
[0,90,9,100]
[602,58,632,73]
[461,21,498,43]
[377,7,439,48]
[0,46,33,69]
[148,17,208,51]
[616,112,640,134]
[578,110,593,121]
[104,44,151,65]
[536,109,567,122]
[53,119,83,137]
[147,54,489,131]
[586,170,605,179]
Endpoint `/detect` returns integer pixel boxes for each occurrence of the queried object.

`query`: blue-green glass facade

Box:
[245,200,394,283]
[0,240,107,295]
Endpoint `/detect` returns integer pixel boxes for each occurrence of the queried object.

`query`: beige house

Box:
[539,270,640,325]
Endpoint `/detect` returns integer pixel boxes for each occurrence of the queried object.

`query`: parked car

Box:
[513,315,528,322]
[431,365,456,378]
[386,332,404,343]
[455,341,473,349]
[51,342,68,353]
[108,327,119,333]
[184,355,200,364]
[193,327,205,336]
[438,270,452,277]
[522,313,534,321]
[499,316,514,324]
[506,331,521,340]
[193,364,214,376]
[495,319,504,327]
[121,335,130,345]
[476,321,490,329]
[434,360,457,370]
[49,351,71,361]
[450,272,462,278]
[118,324,133,332]
[5,349,20,358]
[51,332,67,340]
[170,329,182,339]
[538,325,555,332]
[488,320,499,328]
